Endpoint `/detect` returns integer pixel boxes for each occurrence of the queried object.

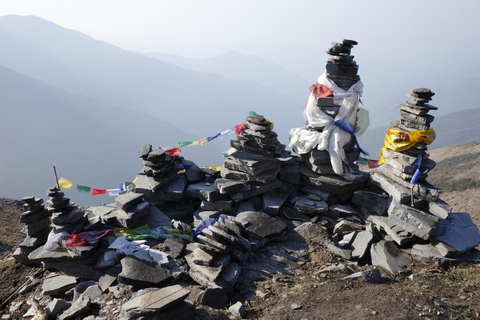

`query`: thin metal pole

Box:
[53,165,61,190]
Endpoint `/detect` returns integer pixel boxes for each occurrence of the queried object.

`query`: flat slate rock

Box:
[236,211,287,250]
[42,272,77,296]
[118,256,172,288]
[120,285,190,320]
[388,200,439,240]
[370,240,410,275]
[433,212,480,253]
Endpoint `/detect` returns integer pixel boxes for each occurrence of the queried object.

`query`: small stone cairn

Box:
[12,196,51,266]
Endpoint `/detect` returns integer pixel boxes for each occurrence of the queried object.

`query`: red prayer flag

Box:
[167,147,181,157]
[92,188,107,196]
[368,159,379,168]
[234,122,245,136]
[309,84,334,98]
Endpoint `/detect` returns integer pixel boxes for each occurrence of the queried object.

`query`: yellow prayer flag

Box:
[192,138,207,146]
[209,165,221,172]
[58,177,74,190]
[133,176,138,185]
[267,119,274,130]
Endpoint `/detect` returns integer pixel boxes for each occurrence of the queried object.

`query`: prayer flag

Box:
[176,141,193,147]
[219,128,234,137]
[192,138,207,146]
[234,122,245,136]
[207,133,220,142]
[107,188,121,196]
[209,165,221,172]
[249,110,257,115]
[133,176,138,185]
[166,147,181,157]
[58,178,74,190]
[267,119,274,130]
[368,159,379,168]
[309,83,334,98]
[76,184,91,193]
[92,189,107,196]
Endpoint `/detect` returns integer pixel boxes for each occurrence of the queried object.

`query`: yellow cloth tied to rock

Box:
[379,127,436,164]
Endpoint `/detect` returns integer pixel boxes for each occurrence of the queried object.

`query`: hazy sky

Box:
[3,0,480,63]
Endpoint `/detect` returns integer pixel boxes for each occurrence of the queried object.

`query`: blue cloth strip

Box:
[331,120,368,155]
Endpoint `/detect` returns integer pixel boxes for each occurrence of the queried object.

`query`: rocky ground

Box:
[1,195,479,320]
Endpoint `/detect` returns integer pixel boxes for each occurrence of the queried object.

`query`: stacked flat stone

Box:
[48,187,85,234]
[12,196,52,266]
[215,114,297,216]
[185,217,248,308]
[325,39,360,91]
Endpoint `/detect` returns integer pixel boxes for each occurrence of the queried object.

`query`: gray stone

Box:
[135,206,172,229]
[46,298,71,319]
[352,189,389,216]
[370,240,410,274]
[432,212,480,254]
[229,301,245,318]
[214,179,251,195]
[367,215,415,246]
[42,272,77,296]
[329,204,359,218]
[369,171,414,204]
[118,256,171,288]
[343,268,383,284]
[388,200,439,240]
[333,220,364,237]
[119,286,189,320]
[350,230,374,259]
[236,211,287,250]
[262,189,289,216]
[221,164,281,184]
[294,195,328,215]
[327,243,352,260]
[191,247,217,266]
[301,186,334,202]
[58,296,91,320]
[415,245,480,266]
[139,144,152,159]
[74,281,103,302]
[95,248,117,269]
[115,192,144,210]
[196,234,228,252]
[300,165,368,201]
[200,199,232,212]
[163,237,185,258]
[376,165,439,202]
[224,157,280,176]
[153,175,187,201]
[185,253,225,287]
[294,222,332,246]
[185,182,219,201]
[428,198,452,219]
[42,259,104,281]
[98,272,117,292]
[21,217,51,236]
[231,179,283,202]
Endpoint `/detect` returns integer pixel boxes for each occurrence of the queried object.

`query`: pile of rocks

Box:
[48,187,85,234]
[12,196,51,266]
[325,39,361,91]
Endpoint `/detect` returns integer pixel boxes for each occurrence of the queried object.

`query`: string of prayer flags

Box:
[219,128,234,138]
[58,178,74,190]
[107,188,122,196]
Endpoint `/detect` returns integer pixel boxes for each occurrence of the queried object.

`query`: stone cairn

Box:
[12,196,51,266]
[294,39,362,176]
[48,187,85,234]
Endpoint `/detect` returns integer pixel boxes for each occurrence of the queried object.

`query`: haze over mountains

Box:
[0,14,479,205]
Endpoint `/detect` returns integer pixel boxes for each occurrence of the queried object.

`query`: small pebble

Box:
[291,303,302,310]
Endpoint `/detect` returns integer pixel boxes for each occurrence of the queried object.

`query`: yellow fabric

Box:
[192,138,207,146]
[133,176,138,185]
[58,177,74,190]
[379,127,436,164]
[267,119,274,130]
[209,165,221,172]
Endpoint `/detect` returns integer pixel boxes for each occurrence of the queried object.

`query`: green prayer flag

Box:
[358,157,369,165]
[77,184,91,193]
[176,141,193,147]
[249,110,257,115]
